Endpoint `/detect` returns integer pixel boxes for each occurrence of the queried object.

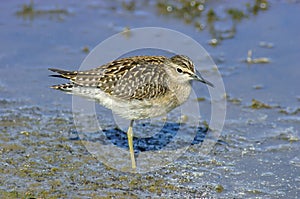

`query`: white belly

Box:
[70,84,191,120]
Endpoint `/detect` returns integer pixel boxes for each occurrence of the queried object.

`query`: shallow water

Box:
[0,0,299,198]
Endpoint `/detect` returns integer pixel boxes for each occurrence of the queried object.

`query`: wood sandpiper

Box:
[49,55,214,169]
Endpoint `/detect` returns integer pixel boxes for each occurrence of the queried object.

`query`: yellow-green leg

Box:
[127,120,136,169]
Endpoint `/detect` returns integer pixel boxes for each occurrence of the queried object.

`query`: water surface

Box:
[0,1,299,198]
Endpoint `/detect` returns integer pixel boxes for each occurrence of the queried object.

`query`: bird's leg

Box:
[127,120,136,169]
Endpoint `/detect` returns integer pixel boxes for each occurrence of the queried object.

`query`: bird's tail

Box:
[48,68,78,80]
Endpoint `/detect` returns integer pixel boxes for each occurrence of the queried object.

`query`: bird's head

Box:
[167,55,214,87]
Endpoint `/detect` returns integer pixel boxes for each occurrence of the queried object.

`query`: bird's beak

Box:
[193,74,214,88]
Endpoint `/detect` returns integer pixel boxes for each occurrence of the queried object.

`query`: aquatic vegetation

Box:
[156,0,269,45]
[227,8,247,21]
[82,46,90,53]
[227,95,242,105]
[250,99,272,109]
[247,0,269,15]
[15,0,69,21]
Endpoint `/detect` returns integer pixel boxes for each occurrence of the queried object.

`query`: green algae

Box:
[227,8,247,20]
[250,99,272,109]
[15,0,69,20]
[156,0,269,45]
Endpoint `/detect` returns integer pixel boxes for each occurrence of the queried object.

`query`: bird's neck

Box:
[168,81,192,105]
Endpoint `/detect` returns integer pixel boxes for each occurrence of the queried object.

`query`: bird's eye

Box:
[176,68,183,73]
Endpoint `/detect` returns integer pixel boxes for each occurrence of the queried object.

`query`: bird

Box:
[49,55,214,169]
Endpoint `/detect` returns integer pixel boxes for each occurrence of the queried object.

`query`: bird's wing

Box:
[49,56,171,100]
[96,56,170,100]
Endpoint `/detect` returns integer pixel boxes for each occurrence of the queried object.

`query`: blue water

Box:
[0,1,299,198]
